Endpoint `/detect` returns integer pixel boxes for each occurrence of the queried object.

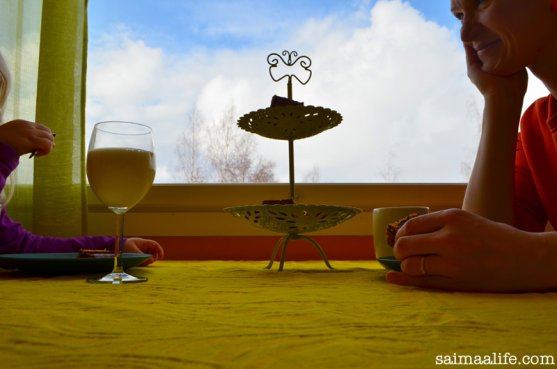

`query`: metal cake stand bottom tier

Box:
[224,204,362,271]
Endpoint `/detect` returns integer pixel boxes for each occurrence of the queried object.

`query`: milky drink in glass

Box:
[87,147,155,209]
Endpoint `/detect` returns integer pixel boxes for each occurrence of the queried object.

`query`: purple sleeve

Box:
[0,141,115,254]
[0,209,115,253]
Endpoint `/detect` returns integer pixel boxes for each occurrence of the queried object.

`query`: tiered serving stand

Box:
[224,51,361,271]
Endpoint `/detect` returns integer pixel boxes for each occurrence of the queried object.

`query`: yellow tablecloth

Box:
[1,261,556,369]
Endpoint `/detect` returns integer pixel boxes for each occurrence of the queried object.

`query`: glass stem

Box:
[113,211,125,274]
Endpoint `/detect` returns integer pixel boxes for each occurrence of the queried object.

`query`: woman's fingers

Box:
[393,209,474,260]
[396,209,460,238]
[399,254,455,277]
[393,234,439,260]
[393,210,456,259]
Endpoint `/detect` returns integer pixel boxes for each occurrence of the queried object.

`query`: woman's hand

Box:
[124,237,165,266]
[464,44,528,102]
[386,209,557,292]
[0,119,55,157]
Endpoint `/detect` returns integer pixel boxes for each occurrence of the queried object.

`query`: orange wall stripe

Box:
[148,235,375,261]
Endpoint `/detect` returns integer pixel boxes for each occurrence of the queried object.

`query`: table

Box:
[1,261,556,369]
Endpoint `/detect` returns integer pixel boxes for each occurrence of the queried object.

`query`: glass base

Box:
[87,271,147,284]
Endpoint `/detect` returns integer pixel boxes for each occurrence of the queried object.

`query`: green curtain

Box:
[1,0,88,237]
[0,0,42,228]
[34,0,88,236]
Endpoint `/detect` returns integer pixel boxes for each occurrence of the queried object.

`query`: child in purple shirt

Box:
[0,53,163,265]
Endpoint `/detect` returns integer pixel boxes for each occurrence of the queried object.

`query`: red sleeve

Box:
[513,129,547,232]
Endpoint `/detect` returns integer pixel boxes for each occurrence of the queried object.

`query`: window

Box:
[87,0,548,184]
[84,0,530,241]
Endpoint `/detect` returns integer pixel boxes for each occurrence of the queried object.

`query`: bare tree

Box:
[206,105,277,183]
[380,151,401,182]
[460,161,472,180]
[249,159,276,183]
[460,96,482,181]
[302,164,321,183]
[174,107,207,183]
[175,104,277,183]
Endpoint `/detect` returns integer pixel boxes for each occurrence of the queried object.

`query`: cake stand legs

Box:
[297,235,335,270]
[278,236,292,271]
[265,235,289,270]
[264,234,334,271]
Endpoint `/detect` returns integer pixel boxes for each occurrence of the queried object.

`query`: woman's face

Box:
[451,0,556,75]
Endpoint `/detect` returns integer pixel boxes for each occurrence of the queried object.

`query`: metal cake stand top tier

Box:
[238,105,342,141]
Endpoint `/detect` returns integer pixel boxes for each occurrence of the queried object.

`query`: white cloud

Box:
[86,0,549,183]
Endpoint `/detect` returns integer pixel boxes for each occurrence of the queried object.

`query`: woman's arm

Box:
[460,45,528,223]
[462,94,523,223]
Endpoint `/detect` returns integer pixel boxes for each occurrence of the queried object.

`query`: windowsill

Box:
[87,183,466,237]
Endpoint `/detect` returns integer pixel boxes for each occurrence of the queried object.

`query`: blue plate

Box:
[0,253,151,275]
[377,256,401,272]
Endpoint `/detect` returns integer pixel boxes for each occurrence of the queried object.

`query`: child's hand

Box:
[0,119,55,157]
[123,237,165,266]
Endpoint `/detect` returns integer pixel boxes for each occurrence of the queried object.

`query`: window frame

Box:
[86,183,466,237]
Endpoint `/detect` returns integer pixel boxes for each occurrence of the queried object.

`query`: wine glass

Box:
[86,121,156,284]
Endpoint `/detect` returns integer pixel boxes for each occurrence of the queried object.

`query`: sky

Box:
[86,0,549,183]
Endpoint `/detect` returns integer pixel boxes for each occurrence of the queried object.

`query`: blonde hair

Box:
[0,51,9,122]
[0,51,14,208]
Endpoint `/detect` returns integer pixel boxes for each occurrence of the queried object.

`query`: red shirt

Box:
[514,94,557,231]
